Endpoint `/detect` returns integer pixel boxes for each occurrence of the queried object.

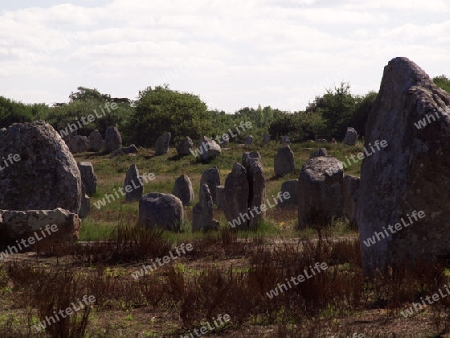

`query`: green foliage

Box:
[0,97,45,129]
[129,85,213,147]
[349,91,377,137]
[268,111,326,142]
[433,74,450,93]
[69,86,111,102]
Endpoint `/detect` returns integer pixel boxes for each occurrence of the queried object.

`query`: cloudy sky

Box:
[0,0,449,112]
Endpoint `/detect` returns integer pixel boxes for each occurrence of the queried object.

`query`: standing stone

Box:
[274,145,295,177]
[79,192,90,219]
[281,135,290,144]
[139,193,184,231]
[200,167,220,205]
[155,132,171,156]
[263,133,271,144]
[176,137,194,156]
[124,164,143,202]
[358,57,450,274]
[105,127,122,153]
[77,162,97,196]
[68,135,89,154]
[215,185,225,209]
[172,175,194,206]
[222,138,230,147]
[277,180,298,209]
[298,156,344,229]
[88,130,104,152]
[223,163,249,230]
[192,184,217,232]
[242,151,265,228]
[309,148,328,159]
[343,127,358,146]
[199,136,221,161]
[0,121,82,213]
[245,135,253,145]
[343,175,359,224]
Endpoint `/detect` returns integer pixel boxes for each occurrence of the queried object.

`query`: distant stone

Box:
[68,135,89,154]
[343,127,358,146]
[199,136,221,161]
[139,193,184,231]
[223,163,249,230]
[200,167,220,205]
[343,175,359,224]
[0,121,82,213]
[176,136,194,156]
[281,135,290,144]
[172,175,194,206]
[192,184,217,232]
[124,164,143,202]
[155,132,171,156]
[110,144,139,158]
[245,135,253,145]
[315,138,328,143]
[77,162,97,197]
[298,156,344,228]
[242,151,261,169]
[274,145,295,177]
[88,130,104,152]
[277,180,298,209]
[309,148,328,159]
[242,151,265,229]
[263,133,271,143]
[105,127,122,153]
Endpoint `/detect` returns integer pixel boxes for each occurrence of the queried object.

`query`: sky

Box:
[0,0,449,113]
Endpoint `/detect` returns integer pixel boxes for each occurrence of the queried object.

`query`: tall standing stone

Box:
[105,127,122,153]
[343,175,360,225]
[199,136,221,161]
[274,145,295,177]
[358,57,450,274]
[200,167,220,205]
[172,175,194,206]
[223,163,249,230]
[245,135,253,145]
[192,184,217,232]
[242,151,265,228]
[277,180,298,209]
[343,127,358,146]
[77,162,97,197]
[176,136,194,157]
[124,164,143,202]
[0,121,82,213]
[155,132,171,156]
[88,130,104,152]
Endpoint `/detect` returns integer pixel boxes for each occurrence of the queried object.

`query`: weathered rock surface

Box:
[155,132,171,156]
[176,137,194,156]
[139,193,184,231]
[343,127,358,146]
[274,145,295,177]
[124,164,143,202]
[357,57,450,274]
[223,163,249,230]
[0,121,82,213]
[0,208,81,244]
[192,184,217,232]
[343,175,359,224]
[78,162,97,196]
[199,136,221,161]
[79,193,90,219]
[68,135,89,154]
[277,180,298,209]
[242,151,265,228]
[105,127,122,153]
[215,185,225,209]
[310,148,328,159]
[200,166,220,205]
[172,175,194,206]
[298,156,344,228]
[88,130,104,152]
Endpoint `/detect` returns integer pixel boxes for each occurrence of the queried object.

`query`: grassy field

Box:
[1,141,449,337]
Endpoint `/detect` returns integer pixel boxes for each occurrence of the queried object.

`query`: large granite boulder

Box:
[274,145,295,177]
[343,127,358,146]
[176,137,194,157]
[0,121,82,213]
[0,208,81,245]
[277,180,298,209]
[77,162,97,197]
[199,136,221,161]
[88,130,104,152]
[357,57,450,274]
[124,164,143,202]
[172,175,194,206]
[223,163,249,230]
[155,132,171,156]
[298,156,344,229]
[105,127,122,153]
[242,151,265,228]
[200,166,220,205]
[192,184,217,232]
[139,193,184,231]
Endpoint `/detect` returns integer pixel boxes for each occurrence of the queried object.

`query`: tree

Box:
[433,75,450,93]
